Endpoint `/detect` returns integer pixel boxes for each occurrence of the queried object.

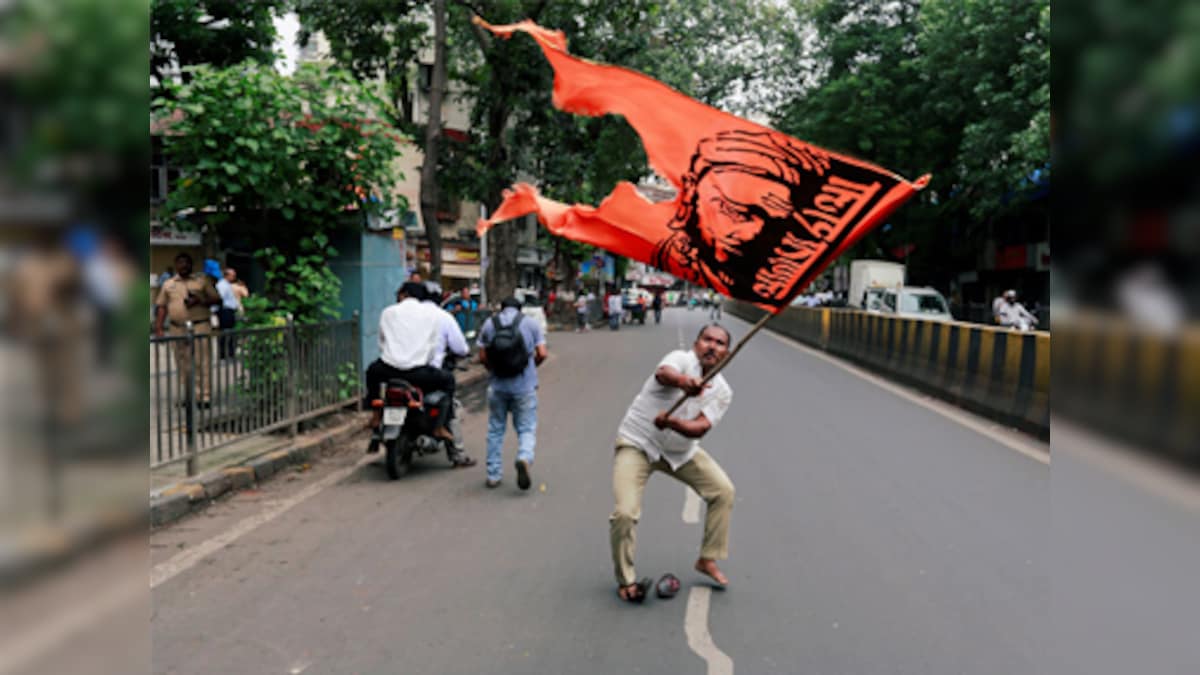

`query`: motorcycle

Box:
[367,357,462,480]
[1008,316,1038,332]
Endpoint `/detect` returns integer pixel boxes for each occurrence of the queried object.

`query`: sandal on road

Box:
[450,454,477,468]
[617,577,653,604]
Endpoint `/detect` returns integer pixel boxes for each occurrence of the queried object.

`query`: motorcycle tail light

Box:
[371,399,384,408]
[428,408,439,418]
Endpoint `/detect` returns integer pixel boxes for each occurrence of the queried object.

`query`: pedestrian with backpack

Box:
[478,296,548,490]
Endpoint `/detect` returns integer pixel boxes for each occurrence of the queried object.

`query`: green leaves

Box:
[155,60,402,253]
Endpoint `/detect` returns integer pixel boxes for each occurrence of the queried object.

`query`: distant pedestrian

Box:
[216,267,240,359]
[478,296,548,490]
[232,278,249,316]
[607,293,623,331]
[652,292,663,324]
[446,287,478,335]
[575,293,590,332]
[708,293,722,320]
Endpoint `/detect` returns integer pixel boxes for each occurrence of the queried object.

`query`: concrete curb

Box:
[1,508,144,590]
[149,417,366,529]
[149,368,492,530]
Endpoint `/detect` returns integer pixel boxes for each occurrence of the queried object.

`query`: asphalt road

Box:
[151,307,1049,675]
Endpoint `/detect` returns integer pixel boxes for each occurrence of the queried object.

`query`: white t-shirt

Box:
[608,294,624,315]
[617,349,733,470]
[378,298,440,370]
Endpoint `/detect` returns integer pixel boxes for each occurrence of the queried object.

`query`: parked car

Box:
[879,287,953,322]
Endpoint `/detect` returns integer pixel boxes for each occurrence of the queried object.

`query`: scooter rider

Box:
[995,289,1038,330]
[424,281,477,468]
[364,282,457,445]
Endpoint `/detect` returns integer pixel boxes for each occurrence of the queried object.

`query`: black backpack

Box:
[486,313,529,378]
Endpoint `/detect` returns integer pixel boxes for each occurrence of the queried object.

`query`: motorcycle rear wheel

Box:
[385,438,413,480]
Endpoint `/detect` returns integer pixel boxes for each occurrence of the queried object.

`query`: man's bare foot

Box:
[694,558,729,587]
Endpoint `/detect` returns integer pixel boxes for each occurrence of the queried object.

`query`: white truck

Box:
[848,260,906,311]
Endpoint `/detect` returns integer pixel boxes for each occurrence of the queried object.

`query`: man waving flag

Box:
[475,18,929,313]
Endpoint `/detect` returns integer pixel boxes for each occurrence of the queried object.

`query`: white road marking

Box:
[677,324,685,348]
[151,453,375,589]
[682,486,701,523]
[760,327,1050,465]
[685,587,734,675]
[682,473,727,672]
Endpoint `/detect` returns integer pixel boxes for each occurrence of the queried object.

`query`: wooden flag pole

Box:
[664,310,775,417]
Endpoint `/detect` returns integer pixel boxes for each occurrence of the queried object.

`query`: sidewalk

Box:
[150,358,492,527]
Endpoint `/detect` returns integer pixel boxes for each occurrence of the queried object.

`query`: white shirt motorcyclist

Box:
[995,300,1036,328]
[378,298,442,370]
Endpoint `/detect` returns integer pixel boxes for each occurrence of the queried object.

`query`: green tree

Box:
[443,0,782,299]
[154,61,405,322]
[771,0,1048,288]
[295,0,460,283]
[151,0,285,90]
[293,0,426,132]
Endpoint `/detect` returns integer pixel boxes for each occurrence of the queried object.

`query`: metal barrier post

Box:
[286,314,298,438]
[185,321,199,477]
[352,311,362,412]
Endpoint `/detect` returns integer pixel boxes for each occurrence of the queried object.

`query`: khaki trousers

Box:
[170,323,213,403]
[610,440,735,587]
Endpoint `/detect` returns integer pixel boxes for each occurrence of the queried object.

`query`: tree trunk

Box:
[419,0,448,284]
[482,98,519,304]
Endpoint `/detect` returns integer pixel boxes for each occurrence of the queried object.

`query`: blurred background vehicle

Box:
[848,259,905,311]
[878,286,953,322]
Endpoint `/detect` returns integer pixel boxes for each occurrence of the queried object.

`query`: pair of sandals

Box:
[618,573,681,604]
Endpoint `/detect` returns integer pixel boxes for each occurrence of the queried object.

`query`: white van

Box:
[879,287,953,321]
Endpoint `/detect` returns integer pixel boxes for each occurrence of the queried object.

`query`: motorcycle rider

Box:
[424,281,476,467]
[364,282,457,446]
[994,289,1038,330]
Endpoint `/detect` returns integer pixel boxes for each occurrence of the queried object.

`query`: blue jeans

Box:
[486,388,538,481]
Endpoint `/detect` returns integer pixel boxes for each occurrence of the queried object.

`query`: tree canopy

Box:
[151,0,285,90]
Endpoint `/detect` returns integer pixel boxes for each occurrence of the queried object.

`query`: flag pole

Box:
[664,309,774,417]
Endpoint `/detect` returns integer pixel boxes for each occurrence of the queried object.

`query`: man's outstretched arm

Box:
[655,365,704,396]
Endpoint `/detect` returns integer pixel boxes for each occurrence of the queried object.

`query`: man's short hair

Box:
[696,323,732,345]
[500,296,522,310]
[174,252,192,263]
[399,281,426,300]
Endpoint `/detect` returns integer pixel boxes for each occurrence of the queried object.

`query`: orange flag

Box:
[476,18,930,313]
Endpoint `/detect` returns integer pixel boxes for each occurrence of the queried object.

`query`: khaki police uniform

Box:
[156,274,219,402]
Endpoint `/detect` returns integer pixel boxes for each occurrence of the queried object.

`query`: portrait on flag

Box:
[474,18,929,313]
[655,129,904,306]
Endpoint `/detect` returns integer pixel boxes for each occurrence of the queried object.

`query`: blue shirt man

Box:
[477,297,548,489]
[445,288,478,335]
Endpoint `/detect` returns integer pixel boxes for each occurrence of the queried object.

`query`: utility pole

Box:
[479,204,488,308]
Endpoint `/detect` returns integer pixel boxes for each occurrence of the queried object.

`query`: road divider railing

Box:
[726,301,1049,438]
[1052,313,1200,466]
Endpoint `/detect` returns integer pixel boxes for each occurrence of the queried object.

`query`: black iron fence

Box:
[150,315,361,475]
